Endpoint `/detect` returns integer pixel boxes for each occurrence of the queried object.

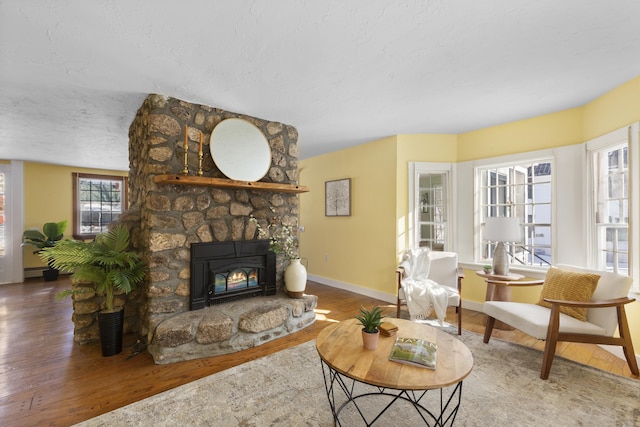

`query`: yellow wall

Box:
[457,107,584,162]
[299,137,398,295]
[583,76,640,141]
[300,74,640,352]
[22,162,127,268]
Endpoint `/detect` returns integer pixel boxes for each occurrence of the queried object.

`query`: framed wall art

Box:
[325,178,351,216]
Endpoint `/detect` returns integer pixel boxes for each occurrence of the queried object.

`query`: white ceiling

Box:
[2,1,640,171]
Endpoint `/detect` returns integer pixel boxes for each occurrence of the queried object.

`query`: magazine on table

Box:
[388,336,437,369]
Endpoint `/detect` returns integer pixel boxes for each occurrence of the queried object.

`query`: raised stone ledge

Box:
[147,293,317,364]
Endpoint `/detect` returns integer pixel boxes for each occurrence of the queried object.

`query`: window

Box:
[409,162,455,251]
[587,124,639,288]
[591,143,628,274]
[73,173,128,240]
[477,159,553,268]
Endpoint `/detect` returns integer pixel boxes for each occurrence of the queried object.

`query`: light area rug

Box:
[75,331,640,427]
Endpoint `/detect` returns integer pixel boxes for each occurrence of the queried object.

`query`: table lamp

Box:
[484,217,521,276]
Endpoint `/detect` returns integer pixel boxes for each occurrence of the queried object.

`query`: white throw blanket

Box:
[399,248,458,324]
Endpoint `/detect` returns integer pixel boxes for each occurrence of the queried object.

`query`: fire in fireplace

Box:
[190,240,276,310]
[217,267,259,292]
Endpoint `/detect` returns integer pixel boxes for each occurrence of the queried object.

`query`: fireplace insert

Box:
[190,240,276,310]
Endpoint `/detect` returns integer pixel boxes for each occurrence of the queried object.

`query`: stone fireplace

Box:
[111,94,317,364]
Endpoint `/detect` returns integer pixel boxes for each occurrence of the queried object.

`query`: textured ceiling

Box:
[1,1,640,171]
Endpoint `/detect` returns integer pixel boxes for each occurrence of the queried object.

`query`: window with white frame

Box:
[409,162,454,251]
[72,173,128,240]
[477,159,553,268]
[591,143,628,274]
[587,124,639,288]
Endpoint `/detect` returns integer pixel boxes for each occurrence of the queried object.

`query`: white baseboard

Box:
[307,274,398,305]
[307,274,485,313]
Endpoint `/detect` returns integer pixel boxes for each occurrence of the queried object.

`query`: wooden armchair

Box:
[396,250,464,335]
[483,264,639,379]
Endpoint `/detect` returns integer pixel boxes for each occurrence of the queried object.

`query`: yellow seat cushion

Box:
[537,267,600,321]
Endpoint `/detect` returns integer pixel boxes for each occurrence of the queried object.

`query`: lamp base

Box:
[492,242,510,276]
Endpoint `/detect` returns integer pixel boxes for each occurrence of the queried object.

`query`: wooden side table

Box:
[475,271,544,330]
[316,318,473,426]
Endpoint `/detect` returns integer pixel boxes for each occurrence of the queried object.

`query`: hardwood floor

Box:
[1,276,637,426]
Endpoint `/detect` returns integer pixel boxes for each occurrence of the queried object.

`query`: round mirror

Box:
[210,118,271,181]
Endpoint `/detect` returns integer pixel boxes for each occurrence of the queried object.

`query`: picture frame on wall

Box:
[325,178,351,216]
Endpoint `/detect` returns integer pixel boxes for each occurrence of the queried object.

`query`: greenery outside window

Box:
[477,159,553,269]
[73,173,128,240]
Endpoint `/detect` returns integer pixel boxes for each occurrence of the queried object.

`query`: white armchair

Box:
[483,264,639,379]
[396,250,464,335]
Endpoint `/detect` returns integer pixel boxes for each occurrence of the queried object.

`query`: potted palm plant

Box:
[40,225,146,356]
[355,305,385,350]
[21,220,68,281]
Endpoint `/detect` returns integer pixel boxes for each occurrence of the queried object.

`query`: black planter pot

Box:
[98,309,125,357]
[42,268,59,281]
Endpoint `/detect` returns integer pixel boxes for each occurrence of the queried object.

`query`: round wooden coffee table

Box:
[316,318,473,426]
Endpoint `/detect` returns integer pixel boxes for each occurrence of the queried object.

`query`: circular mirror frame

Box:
[210,118,272,182]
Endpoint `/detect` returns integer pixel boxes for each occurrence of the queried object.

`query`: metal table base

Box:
[320,359,463,426]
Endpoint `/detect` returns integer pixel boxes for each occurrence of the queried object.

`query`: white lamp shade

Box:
[484,217,522,243]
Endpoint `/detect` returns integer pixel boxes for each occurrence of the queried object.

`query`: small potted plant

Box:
[21,220,68,281]
[483,264,492,274]
[355,305,385,350]
[41,225,147,356]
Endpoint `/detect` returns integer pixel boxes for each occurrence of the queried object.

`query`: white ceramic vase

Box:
[285,258,307,298]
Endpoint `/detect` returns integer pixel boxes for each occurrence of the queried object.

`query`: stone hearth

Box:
[148,294,317,364]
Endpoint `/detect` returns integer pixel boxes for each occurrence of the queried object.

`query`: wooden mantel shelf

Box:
[154,174,309,193]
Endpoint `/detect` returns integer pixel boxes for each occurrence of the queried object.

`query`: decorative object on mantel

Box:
[154,174,309,193]
[325,178,351,216]
[180,125,205,176]
[198,131,204,176]
[182,125,189,175]
[355,305,385,350]
[210,118,272,182]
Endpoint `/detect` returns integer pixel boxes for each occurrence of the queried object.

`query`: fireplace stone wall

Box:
[122,94,315,363]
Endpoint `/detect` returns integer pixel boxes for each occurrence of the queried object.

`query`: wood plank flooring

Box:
[1,276,637,426]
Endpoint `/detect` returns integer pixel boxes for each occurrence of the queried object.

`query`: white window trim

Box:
[408,162,456,251]
[472,152,556,272]
[72,173,128,240]
[586,122,639,292]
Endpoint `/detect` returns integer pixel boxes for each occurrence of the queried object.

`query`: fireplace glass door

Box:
[214,267,260,294]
